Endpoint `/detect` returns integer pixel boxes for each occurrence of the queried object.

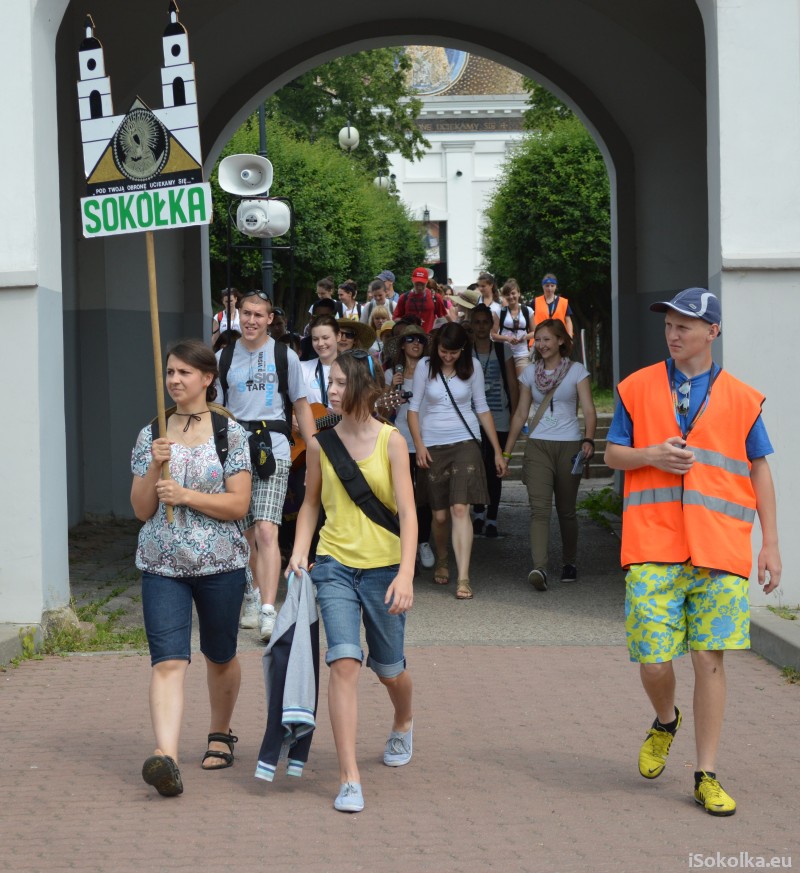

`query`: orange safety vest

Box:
[533,294,569,327]
[617,362,764,578]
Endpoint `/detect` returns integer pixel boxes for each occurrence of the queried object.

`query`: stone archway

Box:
[18,1,800,630]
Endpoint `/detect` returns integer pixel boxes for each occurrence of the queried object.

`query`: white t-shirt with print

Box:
[214,338,307,460]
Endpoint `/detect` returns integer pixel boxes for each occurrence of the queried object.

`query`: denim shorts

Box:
[141,569,246,666]
[311,554,407,678]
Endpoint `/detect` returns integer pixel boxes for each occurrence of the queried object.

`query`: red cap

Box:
[411,267,429,283]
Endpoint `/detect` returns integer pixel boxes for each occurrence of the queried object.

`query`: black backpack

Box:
[218,337,292,438]
[150,402,233,468]
[498,305,531,334]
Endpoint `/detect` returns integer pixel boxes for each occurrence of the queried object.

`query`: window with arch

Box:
[172,77,186,106]
[89,90,103,119]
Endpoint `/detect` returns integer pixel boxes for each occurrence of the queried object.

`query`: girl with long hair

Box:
[131,339,252,796]
[407,322,507,599]
[288,350,417,813]
[476,271,502,318]
[491,278,536,374]
[385,324,435,569]
[503,319,596,589]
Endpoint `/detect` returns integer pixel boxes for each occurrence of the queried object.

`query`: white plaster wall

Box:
[0,0,71,621]
[700,0,800,605]
[389,128,524,287]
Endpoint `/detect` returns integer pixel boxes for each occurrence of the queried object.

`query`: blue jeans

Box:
[311,555,407,678]
[141,569,246,665]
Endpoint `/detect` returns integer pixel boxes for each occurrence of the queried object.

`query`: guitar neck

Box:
[315,413,341,431]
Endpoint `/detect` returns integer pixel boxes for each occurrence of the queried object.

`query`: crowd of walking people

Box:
[131,270,780,822]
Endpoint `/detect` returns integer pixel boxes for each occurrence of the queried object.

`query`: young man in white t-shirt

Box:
[216,291,315,640]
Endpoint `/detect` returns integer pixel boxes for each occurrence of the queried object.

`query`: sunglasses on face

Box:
[402,335,424,344]
[339,329,356,340]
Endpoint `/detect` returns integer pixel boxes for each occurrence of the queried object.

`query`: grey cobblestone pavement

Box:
[2,479,799,873]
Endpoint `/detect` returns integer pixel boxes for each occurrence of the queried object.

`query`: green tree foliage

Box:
[268,48,429,175]
[483,117,612,384]
[209,116,424,325]
[521,78,574,131]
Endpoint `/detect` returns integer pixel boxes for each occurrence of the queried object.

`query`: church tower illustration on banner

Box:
[76,15,121,180]
[77,2,204,194]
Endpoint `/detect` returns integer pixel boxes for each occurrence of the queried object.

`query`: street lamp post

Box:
[258,102,273,299]
[338,122,360,153]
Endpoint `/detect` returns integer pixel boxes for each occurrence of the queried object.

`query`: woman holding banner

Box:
[130,339,252,797]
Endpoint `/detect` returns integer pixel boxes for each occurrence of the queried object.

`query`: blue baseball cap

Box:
[377,270,395,283]
[650,287,722,331]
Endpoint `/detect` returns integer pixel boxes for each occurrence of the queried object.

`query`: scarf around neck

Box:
[534,356,571,394]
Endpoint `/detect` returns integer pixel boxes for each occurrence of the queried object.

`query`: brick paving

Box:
[2,480,799,873]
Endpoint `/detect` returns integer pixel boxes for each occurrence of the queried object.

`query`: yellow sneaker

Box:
[694,772,736,816]
[638,707,682,779]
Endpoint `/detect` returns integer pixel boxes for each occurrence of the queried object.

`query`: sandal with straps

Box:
[456,579,473,600]
[202,730,238,770]
[433,555,449,585]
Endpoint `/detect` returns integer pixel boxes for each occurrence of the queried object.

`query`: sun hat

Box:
[650,287,722,330]
[378,320,396,336]
[338,318,376,349]
[411,267,429,283]
[397,323,427,341]
[453,287,481,309]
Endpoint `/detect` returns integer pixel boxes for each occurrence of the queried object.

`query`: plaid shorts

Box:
[242,459,291,528]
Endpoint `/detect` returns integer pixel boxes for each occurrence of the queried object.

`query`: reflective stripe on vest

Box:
[683,490,756,523]
[624,485,755,524]
[690,446,750,478]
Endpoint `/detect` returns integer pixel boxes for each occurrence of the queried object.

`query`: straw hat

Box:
[378,320,396,337]
[338,318,376,349]
[453,287,481,309]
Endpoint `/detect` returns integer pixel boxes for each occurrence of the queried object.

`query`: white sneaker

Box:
[240,590,261,629]
[417,542,435,569]
[259,606,277,641]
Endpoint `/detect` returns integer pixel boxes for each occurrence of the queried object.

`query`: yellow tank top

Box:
[317,424,401,569]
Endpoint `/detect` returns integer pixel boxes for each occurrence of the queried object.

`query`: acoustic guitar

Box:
[290,402,340,471]
[290,391,410,471]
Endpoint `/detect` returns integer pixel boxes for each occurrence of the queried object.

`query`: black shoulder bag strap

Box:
[439,372,481,445]
[274,339,292,429]
[493,341,511,407]
[315,429,400,537]
[218,338,237,408]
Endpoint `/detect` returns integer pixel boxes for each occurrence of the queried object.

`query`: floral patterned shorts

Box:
[625,561,750,663]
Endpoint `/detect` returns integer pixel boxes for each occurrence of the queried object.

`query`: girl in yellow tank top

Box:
[287,350,417,814]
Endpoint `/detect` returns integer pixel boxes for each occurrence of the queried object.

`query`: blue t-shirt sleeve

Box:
[745,415,773,460]
[607,393,633,446]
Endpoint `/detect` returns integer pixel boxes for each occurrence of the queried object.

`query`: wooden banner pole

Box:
[145,230,174,523]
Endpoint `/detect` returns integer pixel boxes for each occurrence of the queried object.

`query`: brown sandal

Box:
[456,579,473,600]
[433,555,449,585]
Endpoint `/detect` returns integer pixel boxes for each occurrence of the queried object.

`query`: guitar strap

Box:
[315,359,328,407]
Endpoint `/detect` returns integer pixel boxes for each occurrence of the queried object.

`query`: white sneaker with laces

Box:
[240,590,261,629]
[417,542,435,569]
[384,722,413,767]
[259,605,277,641]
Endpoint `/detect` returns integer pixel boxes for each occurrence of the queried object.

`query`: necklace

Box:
[172,410,211,432]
